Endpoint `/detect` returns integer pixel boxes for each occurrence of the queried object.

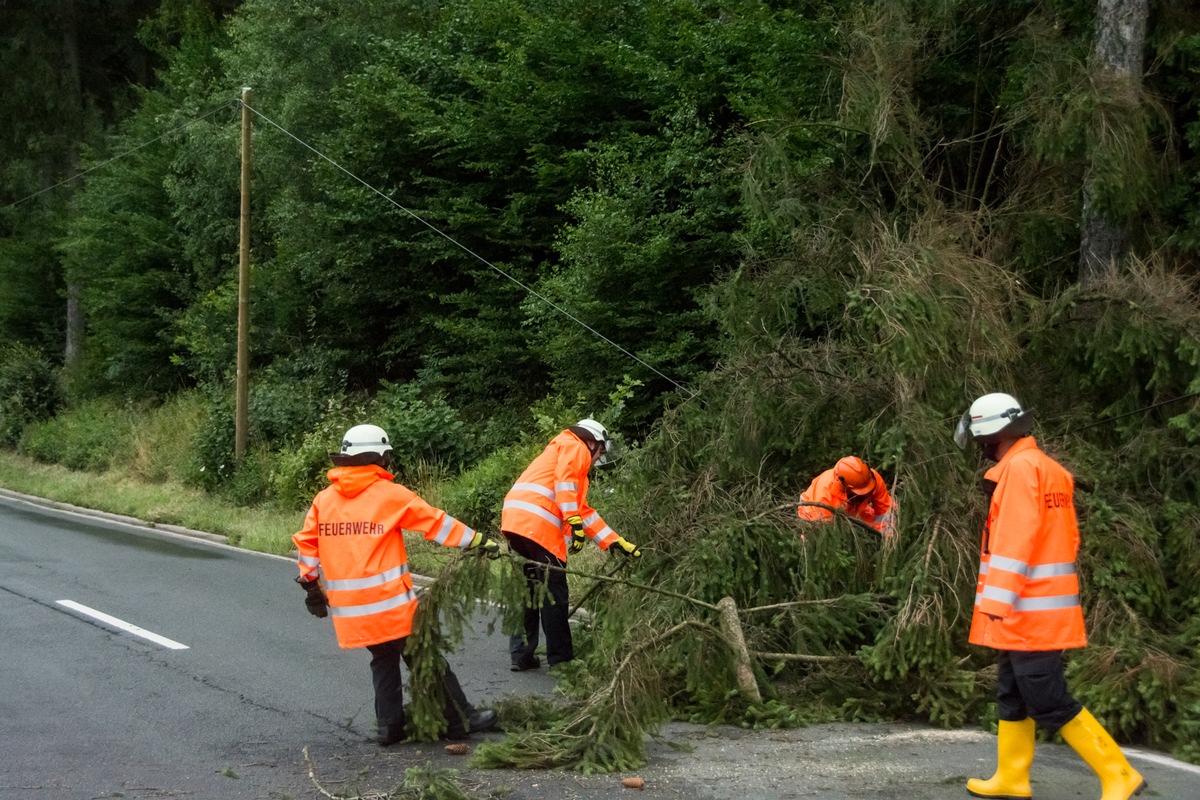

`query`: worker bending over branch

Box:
[797,455,896,536]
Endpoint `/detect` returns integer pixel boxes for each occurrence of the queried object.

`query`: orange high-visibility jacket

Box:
[501,429,618,561]
[293,464,476,649]
[797,467,894,533]
[968,437,1086,651]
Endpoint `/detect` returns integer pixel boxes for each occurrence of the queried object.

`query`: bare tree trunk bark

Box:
[1078,0,1147,285]
[62,0,84,371]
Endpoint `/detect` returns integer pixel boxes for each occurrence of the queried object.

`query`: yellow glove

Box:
[567,516,587,555]
[612,537,641,558]
[468,530,501,559]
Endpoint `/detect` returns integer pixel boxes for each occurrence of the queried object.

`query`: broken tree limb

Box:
[751,651,851,663]
[717,596,762,703]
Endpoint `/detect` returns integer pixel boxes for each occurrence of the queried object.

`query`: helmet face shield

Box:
[953,410,972,450]
[575,418,617,465]
[596,436,619,466]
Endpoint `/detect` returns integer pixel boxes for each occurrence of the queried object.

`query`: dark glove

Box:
[296,576,328,618]
[468,530,501,559]
[567,515,587,555]
[612,537,641,558]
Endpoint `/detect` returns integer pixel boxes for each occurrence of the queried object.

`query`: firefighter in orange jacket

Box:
[501,418,641,671]
[293,424,500,746]
[797,456,895,536]
[955,393,1146,800]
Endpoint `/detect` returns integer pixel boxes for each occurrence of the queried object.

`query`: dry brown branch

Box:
[741,595,887,616]
[751,651,852,663]
[506,552,721,613]
[303,745,392,800]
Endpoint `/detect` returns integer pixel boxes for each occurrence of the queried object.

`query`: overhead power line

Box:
[3,93,696,398]
[244,102,696,398]
[2,102,235,211]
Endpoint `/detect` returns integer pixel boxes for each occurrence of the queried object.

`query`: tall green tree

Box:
[0,0,166,366]
[57,0,240,397]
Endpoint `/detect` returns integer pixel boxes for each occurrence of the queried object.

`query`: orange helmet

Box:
[834,456,876,496]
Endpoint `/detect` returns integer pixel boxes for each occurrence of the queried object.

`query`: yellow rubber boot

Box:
[1059,709,1147,800]
[967,718,1035,798]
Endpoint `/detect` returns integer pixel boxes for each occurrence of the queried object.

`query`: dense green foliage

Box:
[3,0,1200,771]
[0,343,62,446]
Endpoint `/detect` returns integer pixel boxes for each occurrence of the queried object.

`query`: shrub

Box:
[369,381,479,480]
[0,343,61,446]
[123,392,207,484]
[19,399,135,471]
[270,396,366,509]
[439,441,543,534]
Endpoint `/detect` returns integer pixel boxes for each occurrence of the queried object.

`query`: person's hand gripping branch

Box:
[567,515,587,555]
[468,530,502,559]
[612,537,641,558]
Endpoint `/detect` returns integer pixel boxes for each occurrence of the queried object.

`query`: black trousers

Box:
[503,532,573,666]
[995,650,1083,733]
[365,637,474,736]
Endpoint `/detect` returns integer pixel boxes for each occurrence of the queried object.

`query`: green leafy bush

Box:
[370,381,479,480]
[18,398,136,472]
[0,343,61,446]
[270,396,365,509]
[439,441,542,535]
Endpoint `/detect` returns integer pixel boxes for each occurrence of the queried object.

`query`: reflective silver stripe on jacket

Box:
[324,563,410,591]
[988,555,1029,576]
[555,481,578,493]
[979,585,1019,606]
[503,499,562,528]
[330,588,419,618]
[559,501,579,513]
[299,554,320,568]
[978,559,1075,580]
[432,514,464,545]
[582,512,600,526]
[1027,562,1076,579]
[454,525,477,548]
[976,590,1081,611]
[1013,594,1080,611]
[512,482,555,499]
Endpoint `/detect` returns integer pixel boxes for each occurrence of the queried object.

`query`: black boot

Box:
[377,722,407,747]
[510,654,541,672]
[444,708,499,740]
[469,709,498,734]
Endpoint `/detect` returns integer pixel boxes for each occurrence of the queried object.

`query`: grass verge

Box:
[0,450,479,577]
[0,450,300,554]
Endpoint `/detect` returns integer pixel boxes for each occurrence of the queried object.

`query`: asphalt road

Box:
[0,491,546,799]
[2,490,1198,800]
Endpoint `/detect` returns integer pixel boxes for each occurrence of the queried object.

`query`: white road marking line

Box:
[56,599,189,650]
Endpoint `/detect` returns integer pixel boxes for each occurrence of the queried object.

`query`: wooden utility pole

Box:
[235,87,252,460]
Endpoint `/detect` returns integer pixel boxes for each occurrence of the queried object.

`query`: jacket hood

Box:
[326,464,394,498]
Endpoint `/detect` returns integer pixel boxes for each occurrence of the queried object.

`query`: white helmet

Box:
[574,418,616,465]
[339,424,393,457]
[953,393,1033,449]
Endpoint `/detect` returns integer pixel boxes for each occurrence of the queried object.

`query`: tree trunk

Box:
[62,0,84,370]
[1078,0,1147,285]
